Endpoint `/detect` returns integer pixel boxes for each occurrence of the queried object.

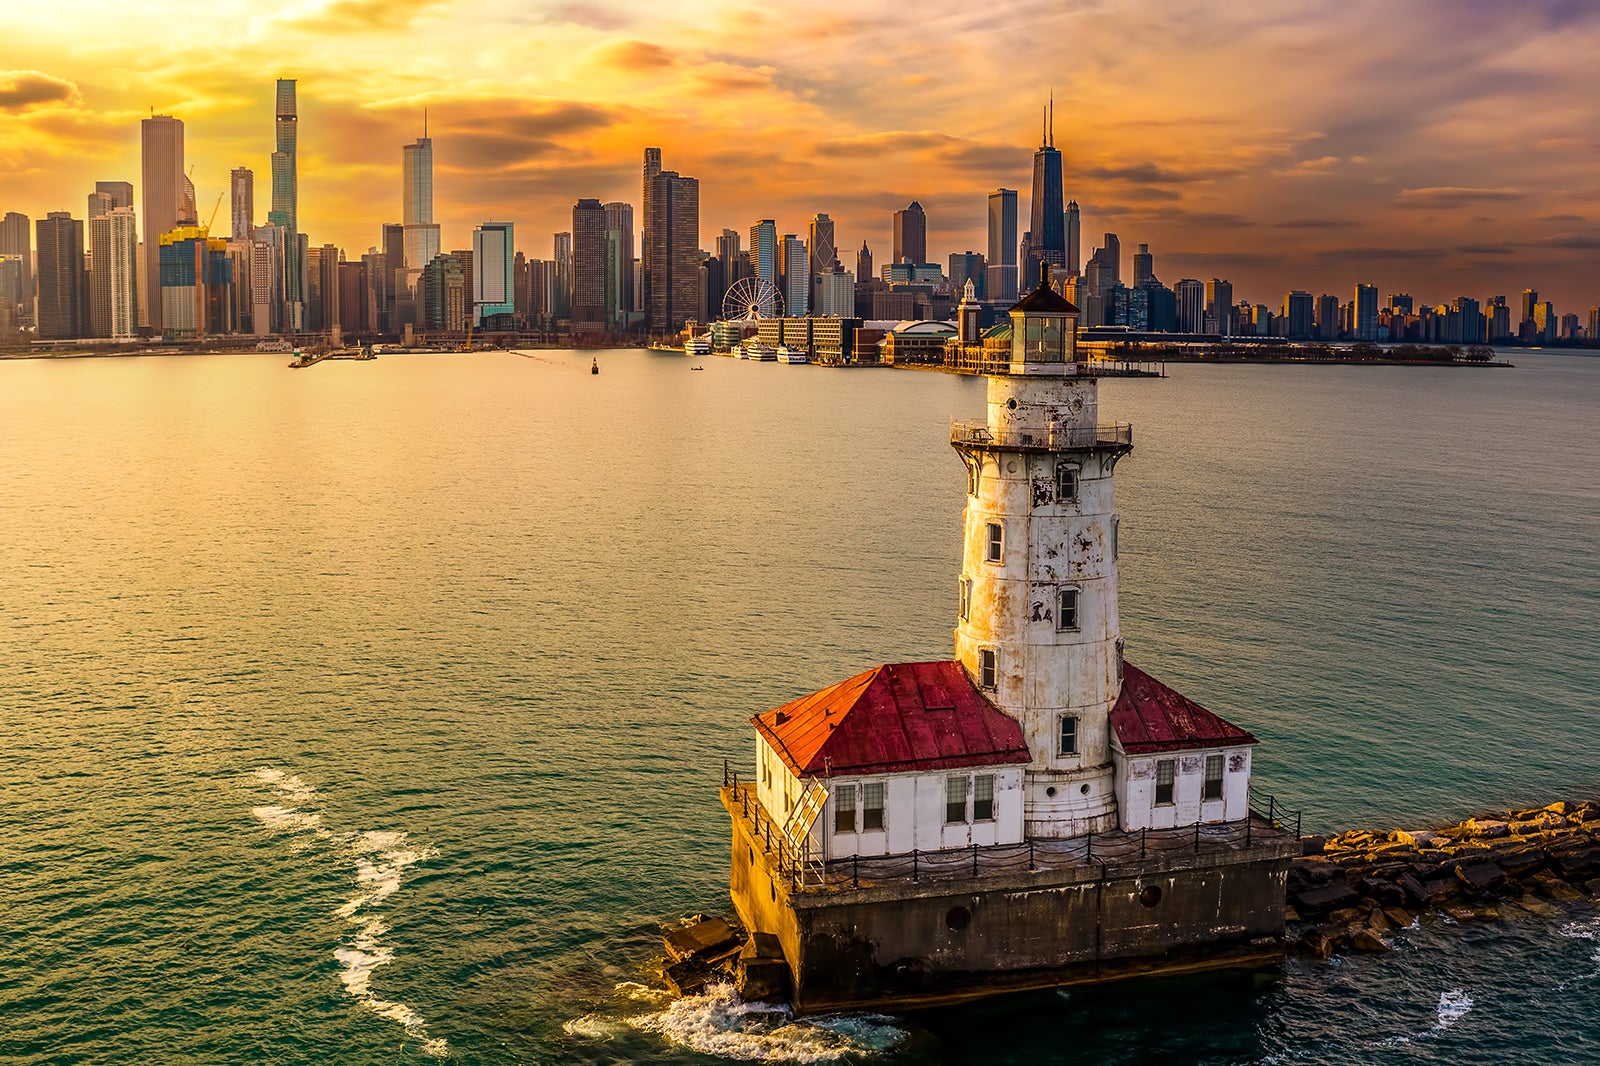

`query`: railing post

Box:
[972,843,979,876]
[1194,820,1201,854]
[1086,831,1093,862]
[1141,826,1147,859]
[1296,810,1302,838]
[1246,812,1253,846]
[1268,796,1276,827]
[912,849,919,882]
[852,853,858,888]
[1029,840,1035,871]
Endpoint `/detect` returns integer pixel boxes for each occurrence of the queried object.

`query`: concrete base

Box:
[725,786,1299,1013]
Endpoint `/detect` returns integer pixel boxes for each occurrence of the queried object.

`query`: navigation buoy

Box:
[591,358,600,375]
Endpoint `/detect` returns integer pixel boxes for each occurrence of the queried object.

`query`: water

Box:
[1,347,1596,1064]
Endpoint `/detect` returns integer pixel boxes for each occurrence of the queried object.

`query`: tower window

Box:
[979,648,997,689]
[1204,754,1224,801]
[1055,463,1079,502]
[862,782,885,831]
[1155,760,1175,805]
[985,522,1003,563]
[1057,588,1079,631]
[1058,715,1079,756]
[968,462,980,496]
[945,775,970,824]
[973,775,995,821]
[833,784,857,833]
[959,577,972,621]
[1112,516,1120,560]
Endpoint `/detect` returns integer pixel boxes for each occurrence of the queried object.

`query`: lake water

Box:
[1,347,1596,1064]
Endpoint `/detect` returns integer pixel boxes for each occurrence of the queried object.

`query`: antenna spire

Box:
[1049,91,1054,147]
[424,107,428,139]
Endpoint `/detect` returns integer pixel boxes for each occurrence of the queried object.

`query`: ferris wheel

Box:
[721,277,784,321]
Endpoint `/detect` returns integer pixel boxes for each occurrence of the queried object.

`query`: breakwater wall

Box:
[1288,799,1600,956]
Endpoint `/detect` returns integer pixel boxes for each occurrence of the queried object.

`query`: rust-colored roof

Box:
[1110,663,1258,754]
[752,661,1032,778]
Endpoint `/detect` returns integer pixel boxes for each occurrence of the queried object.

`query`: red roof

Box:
[753,661,1032,778]
[1109,663,1258,754]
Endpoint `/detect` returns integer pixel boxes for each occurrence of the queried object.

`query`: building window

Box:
[1204,754,1224,801]
[1112,516,1120,560]
[959,577,972,621]
[833,784,857,833]
[1057,588,1079,631]
[967,463,980,496]
[1155,760,1175,805]
[1055,463,1079,502]
[862,782,885,831]
[985,522,1003,563]
[1058,715,1078,756]
[946,775,969,824]
[973,775,995,821]
[979,648,997,690]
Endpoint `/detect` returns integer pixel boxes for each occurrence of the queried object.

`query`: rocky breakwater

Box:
[1287,800,1600,957]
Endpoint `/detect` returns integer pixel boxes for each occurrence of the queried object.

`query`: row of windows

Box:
[972,640,1124,694]
[969,461,1083,502]
[979,518,1119,565]
[960,581,1080,631]
[832,774,1000,834]
[1154,754,1227,805]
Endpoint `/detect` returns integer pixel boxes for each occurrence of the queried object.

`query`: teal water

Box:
[0,348,1596,1063]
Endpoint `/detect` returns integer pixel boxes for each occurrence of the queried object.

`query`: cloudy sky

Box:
[3,0,1598,309]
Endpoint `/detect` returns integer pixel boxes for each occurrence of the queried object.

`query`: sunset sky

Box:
[3,0,1598,309]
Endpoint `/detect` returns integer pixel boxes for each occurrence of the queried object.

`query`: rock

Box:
[1395,871,1432,908]
[1366,910,1393,934]
[1423,876,1461,902]
[1586,878,1600,897]
[664,917,741,963]
[1328,906,1365,925]
[1494,847,1548,878]
[1544,801,1570,816]
[1465,819,1510,839]
[1530,874,1584,902]
[1443,904,1479,922]
[1357,877,1406,908]
[1284,905,1302,923]
[1297,927,1341,959]
[1511,813,1566,835]
[1394,829,1445,849]
[1300,836,1327,856]
[735,933,790,1002]
[1351,929,1390,953]
[1455,861,1507,893]
[1295,882,1361,914]
[1383,907,1414,929]
[1509,895,1564,918]
[1550,845,1600,880]
[1287,860,1341,892]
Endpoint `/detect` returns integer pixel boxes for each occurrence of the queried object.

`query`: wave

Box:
[250,767,448,1058]
[621,983,906,1063]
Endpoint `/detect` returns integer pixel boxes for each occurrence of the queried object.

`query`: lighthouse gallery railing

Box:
[950,421,1133,450]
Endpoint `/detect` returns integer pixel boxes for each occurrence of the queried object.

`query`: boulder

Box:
[1511,812,1566,835]
[1287,859,1341,892]
[1465,819,1510,839]
[1454,861,1507,893]
[1494,847,1548,878]
[1357,877,1405,908]
[1350,928,1390,953]
[1295,881,1362,914]
[1300,836,1328,856]
[1297,927,1341,958]
[1366,910,1393,934]
[1328,906,1365,925]
[1383,907,1414,929]
[1544,801,1570,816]
[1395,871,1432,908]
[1394,829,1446,849]
[1529,874,1584,903]
[1423,876,1461,902]
[1550,845,1600,880]
[1443,904,1479,922]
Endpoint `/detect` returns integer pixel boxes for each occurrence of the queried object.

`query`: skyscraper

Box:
[1132,244,1154,288]
[36,212,85,340]
[552,231,572,319]
[1206,278,1234,336]
[986,189,1017,303]
[642,151,699,332]
[1026,99,1065,280]
[949,251,986,300]
[1065,200,1080,275]
[603,202,634,320]
[473,221,516,325]
[231,168,255,241]
[892,201,926,266]
[807,213,836,314]
[140,114,184,331]
[1174,278,1205,333]
[402,126,440,276]
[779,233,809,316]
[856,241,872,286]
[88,206,137,339]
[749,219,778,316]
[88,182,133,219]
[269,79,301,330]
[1,211,32,326]
[1353,283,1378,341]
[572,200,607,331]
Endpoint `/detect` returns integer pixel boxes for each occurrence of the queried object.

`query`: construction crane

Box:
[206,191,224,235]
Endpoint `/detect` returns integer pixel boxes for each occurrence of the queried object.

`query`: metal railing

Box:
[1247,787,1303,841]
[950,420,1134,451]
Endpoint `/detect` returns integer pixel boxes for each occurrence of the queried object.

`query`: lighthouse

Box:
[952,262,1129,838]
[720,261,1300,1013]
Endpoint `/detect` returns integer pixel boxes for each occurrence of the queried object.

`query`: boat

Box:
[685,336,712,357]
[744,342,777,362]
[591,358,599,375]
[690,366,705,371]
[776,346,808,364]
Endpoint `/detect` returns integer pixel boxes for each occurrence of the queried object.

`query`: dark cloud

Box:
[1396,186,1522,208]
[1275,218,1342,229]
[1538,213,1586,223]
[1078,162,1237,184]
[1538,232,1600,250]
[818,131,956,158]
[0,71,80,112]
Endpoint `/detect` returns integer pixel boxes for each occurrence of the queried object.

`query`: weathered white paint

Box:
[953,357,1127,838]
[1111,740,1253,830]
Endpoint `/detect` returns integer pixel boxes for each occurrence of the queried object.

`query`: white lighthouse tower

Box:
[951,263,1131,838]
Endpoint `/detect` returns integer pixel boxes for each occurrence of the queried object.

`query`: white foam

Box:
[564,1013,625,1040]
[629,983,906,1063]
[1435,989,1472,1029]
[614,981,675,1005]
[249,767,448,1058]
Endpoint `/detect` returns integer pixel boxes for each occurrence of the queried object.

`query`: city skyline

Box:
[1,1,1598,310]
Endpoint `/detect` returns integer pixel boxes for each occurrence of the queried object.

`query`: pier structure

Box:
[725,263,1299,1011]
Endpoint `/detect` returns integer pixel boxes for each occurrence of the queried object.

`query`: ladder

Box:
[782,778,829,887]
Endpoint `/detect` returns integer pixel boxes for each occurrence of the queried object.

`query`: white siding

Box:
[1112,742,1252,831]
[822,767,1025,859]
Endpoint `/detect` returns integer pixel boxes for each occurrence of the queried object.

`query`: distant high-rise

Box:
[1282,291,1314,340]
[269,79,302,331]
[36,212,86,340]
[231,168,255,241]
[1132,244,1154,288]
[779,233,808,316]
[1353,283,1378,341]
[807,213,835,314]
[402,125,440,283]
[603,202,634,320]
[986,189,1017,303]
[140,114,184,331]
[1065,200,1080,275]
[749,219,778,315]
[1315,293,1340,340]
[552,231,572,318]
[892,201,926,265]
[1026,98,1066,280]
[1173,278,1205,333]
[88,182,133,220]
[572,200,608,330]
[949,251,986,300]
[1206,278,1234,336]
[474,221,515,324]
[88,206,137,339]
[1519,288,1538,334]
[0,211,32,326]
[641,148,699,331]
[856,240,872,285]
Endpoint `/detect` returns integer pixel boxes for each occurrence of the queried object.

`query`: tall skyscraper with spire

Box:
[1026,97,1066,282]
[401,116,440,318]
[140,114,184,332]
[269,79,302,330]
